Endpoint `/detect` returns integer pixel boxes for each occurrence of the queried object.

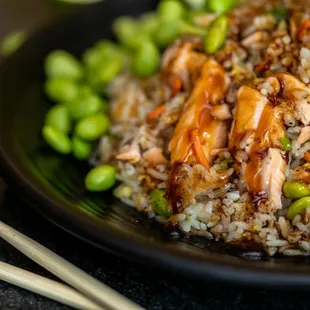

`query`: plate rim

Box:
[1,1,310,287]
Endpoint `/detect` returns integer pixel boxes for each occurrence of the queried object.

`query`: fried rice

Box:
[95,0,310,256]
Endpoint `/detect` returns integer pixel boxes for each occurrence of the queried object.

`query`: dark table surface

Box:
[1,1,310,309]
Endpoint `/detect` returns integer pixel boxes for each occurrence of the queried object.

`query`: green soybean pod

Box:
[150,189,172,217]
[281,135,292,151]
[45,104,71,134]
[42,126,72,154]
[113,16,144,49]
[85,165,116,191]
[67,94,107,120]
[204,15,228,54]
[1,30,26,57]
[132,41,160,78]
[75,114,110,141]
[287,196,310,220]
[139,12,160,37]
[87,57,122,90]
[184,0,207,10]
[208,0,236,13]
[45,78,79,103]
[283,181,310,200]
[96,57,123,84]
[45,50,83,80]
[180,21,207,36]
[158,0,186,21]
[83,40,125,69]
[72,136,92,160]
[154,20,180,48]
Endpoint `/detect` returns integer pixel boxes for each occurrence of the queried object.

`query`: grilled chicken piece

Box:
[243,148,286,212]
[277,72,310,126]
[168,163,234,213]
[168,59,230,212]
[169,59,230,167]
[229,85,286,212]
[161,38,207,94]
[229,86,269,149]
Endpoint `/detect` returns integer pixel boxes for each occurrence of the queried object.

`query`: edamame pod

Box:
[67,93,107,120]
[72,136,92,160]
[45,78,79,103]
[45,50,83,80]
[283,181,310,200]
[150,189,172,217]
[85,165,116,191]
[45,104,71,134]
[42,126,72,154]
[287,196,310,220]
[132,41,160,78]
[75,114,110,141]
[204,15,228,54]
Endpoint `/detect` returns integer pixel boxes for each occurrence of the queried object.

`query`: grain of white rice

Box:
[175,214,186,221]
[207,221,219,228]
[179,220,192,233]
[155,164,166,172]
[266,239,288,247]
[192,219,202,230]
[266,247,277,256]
[146,168,168,181]
[200,222,207,230]
[211,224,224,233]
[296,222,309,233]
[283,249,304,256]
[293,214,302,226]
[299,241,310,251]
[226,231,241,242]
[278,216,289,238]
[157,182,166,189]
[225,191,240,201]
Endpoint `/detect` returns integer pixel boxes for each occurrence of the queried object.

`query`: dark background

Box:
[0,1,310,309]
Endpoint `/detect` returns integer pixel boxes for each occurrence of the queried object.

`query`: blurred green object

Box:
[131,41,160,77]
[45,50,84,80]
[45,104,72,134]
[72,136,92,160]
[204,15,228,54]
[154,20,180,47]
[183,0,207,10]
[208,0,237,13]
[267,7,289,22]
[0,31,26,57]
[45,77,79,102]
[158,0,186,21]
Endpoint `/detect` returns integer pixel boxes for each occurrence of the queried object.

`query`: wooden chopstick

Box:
[0,220,144,310]
[0,261,104,310]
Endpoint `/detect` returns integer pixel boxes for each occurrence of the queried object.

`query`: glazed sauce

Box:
[169,59,229,166]
[251,191,268,208]
[167,164,184,213]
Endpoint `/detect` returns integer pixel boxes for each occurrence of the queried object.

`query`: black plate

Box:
[1,0,310,287]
